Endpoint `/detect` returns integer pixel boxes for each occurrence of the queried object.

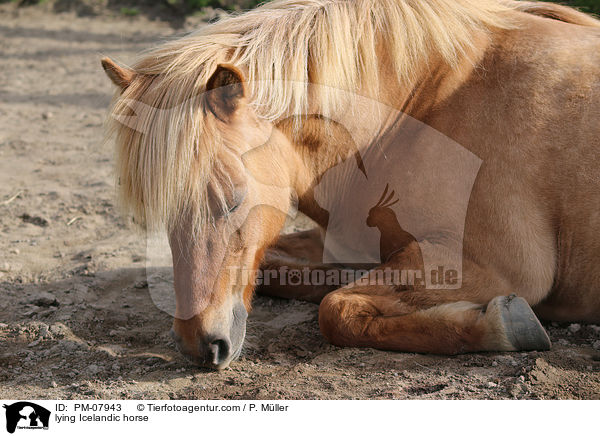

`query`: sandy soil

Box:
[0,3,599,400]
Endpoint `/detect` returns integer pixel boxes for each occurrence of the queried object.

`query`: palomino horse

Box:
[103,0,600,368]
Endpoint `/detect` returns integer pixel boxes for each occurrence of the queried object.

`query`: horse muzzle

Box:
[170,302,248,370]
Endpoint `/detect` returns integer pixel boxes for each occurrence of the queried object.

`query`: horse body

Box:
[103,0,600,367]
[423,12,600,322]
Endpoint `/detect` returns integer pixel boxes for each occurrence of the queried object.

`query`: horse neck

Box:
[285,28,493,227]
[374,27,493,119]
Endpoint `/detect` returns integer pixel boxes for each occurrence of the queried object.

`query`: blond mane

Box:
[108,0,519,236]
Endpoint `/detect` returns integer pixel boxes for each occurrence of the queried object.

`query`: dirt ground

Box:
[0,3,599,400]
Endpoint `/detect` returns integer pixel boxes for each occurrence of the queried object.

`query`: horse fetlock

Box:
[484,294,551,352]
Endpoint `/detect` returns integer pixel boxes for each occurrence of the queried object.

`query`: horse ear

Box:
[101,57,134,90]
[205,64,247,122]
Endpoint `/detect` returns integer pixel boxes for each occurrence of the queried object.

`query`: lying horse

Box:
[102,0,600,368]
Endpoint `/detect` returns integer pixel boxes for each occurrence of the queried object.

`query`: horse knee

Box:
[318,292,375,346]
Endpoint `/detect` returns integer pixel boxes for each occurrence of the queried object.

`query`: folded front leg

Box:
[318,262,551,354]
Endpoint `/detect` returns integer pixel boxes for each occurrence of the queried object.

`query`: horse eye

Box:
[226,185,247,215]
[228,202,240,214]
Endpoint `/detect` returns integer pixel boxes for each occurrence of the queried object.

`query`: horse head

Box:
[104,60,297,368]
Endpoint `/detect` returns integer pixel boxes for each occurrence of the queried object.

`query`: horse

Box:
[102,0,600,369]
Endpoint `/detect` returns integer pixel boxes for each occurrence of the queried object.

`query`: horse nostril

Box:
[206,338,231,366]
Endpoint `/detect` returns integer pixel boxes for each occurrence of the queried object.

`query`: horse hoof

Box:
[488,294,551,351]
